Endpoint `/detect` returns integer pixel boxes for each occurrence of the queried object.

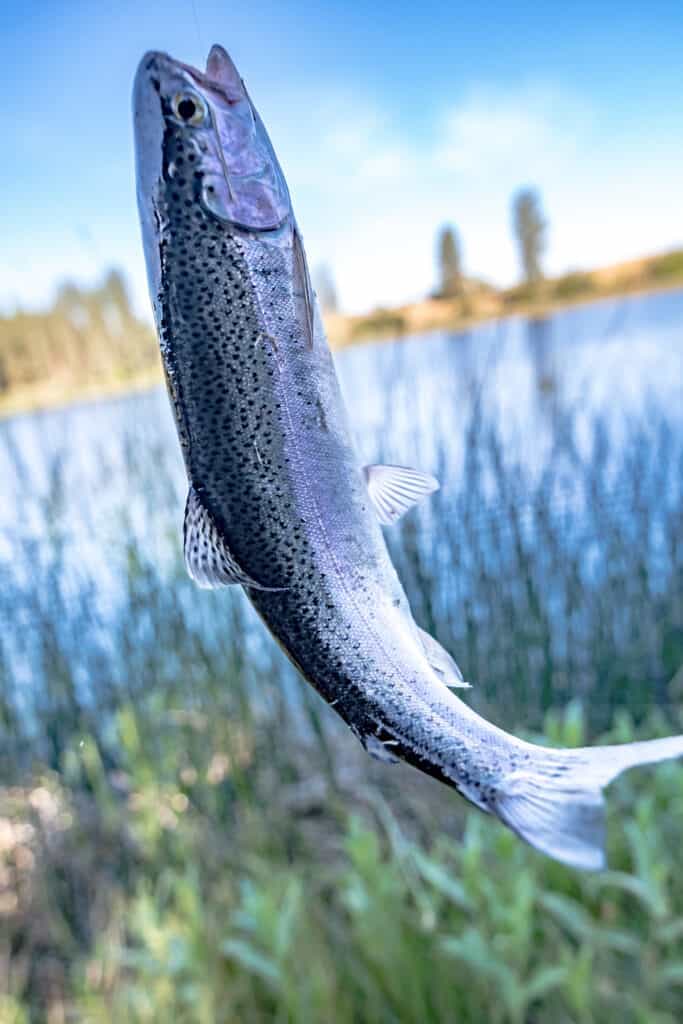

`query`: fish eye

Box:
[171,91,206,126]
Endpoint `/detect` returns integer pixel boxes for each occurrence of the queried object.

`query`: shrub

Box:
[552,271,594,300]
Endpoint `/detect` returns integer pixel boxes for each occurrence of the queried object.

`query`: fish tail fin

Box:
[494,734,683,871]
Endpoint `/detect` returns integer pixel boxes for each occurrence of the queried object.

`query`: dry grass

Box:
[2,249,683,415]
[333,247,683,344]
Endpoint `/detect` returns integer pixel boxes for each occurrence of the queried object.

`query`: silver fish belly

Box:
[134,44,683,871]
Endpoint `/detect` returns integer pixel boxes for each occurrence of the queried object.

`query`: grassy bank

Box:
[1,391,682,1019]
[330,247,683,344]
[5,706,683,1023]
[0,271,160,419]
[1,249,682,417]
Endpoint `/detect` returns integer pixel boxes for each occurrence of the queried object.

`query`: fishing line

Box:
[190,0,206,64]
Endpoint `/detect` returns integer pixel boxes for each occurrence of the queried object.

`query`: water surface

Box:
[1,289,681,732]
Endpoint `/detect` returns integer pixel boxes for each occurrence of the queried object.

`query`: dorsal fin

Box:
[363,464,439,526]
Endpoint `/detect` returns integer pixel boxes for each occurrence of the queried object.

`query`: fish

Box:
[133,43,683,871]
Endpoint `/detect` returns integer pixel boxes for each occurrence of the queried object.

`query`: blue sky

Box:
[2,0,682,315]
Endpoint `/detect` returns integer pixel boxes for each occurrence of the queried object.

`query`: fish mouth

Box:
[136,45,292,233]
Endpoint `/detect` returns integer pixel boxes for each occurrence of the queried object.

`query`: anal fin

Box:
[418,627,470,689]
[183,486,278,591]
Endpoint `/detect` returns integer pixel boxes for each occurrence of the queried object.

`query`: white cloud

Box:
[282,83,682,312]
[436,86,593,177]
[3,83,681,318]
[272,85,598,309]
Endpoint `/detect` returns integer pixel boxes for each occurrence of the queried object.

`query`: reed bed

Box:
[0,335,682,1021]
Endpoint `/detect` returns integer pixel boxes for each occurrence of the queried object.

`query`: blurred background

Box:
[2,2,683,1021]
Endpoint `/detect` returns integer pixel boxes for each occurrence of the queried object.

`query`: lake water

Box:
[1,288,682,733]
[2,288,679,524]
[2,288,681,557]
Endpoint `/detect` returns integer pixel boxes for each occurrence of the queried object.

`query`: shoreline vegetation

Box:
[1,248,682,419]
[3,391,683,1019]
[327,247,683,345]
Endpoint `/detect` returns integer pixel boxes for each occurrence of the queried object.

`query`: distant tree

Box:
[436,225,463,298]
[512,187,546,285]
[101,269,133,318]
[314,264,339,314]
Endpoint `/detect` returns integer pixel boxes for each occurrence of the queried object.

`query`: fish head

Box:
[133,45,292,239]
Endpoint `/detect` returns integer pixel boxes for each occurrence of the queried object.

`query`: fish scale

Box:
[134,43,683,871]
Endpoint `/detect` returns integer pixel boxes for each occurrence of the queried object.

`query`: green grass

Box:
[551,271,595,301]
[350,307,408,339]
[1,387,682,1020]
[649,251,683,282]
[6,705,683,1023]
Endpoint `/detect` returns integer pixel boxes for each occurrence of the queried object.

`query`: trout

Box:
[133,44,683,869]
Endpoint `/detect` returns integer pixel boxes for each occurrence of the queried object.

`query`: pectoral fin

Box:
[418,628,470,689]
[183,486,277,591]
[363,464,439,525]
